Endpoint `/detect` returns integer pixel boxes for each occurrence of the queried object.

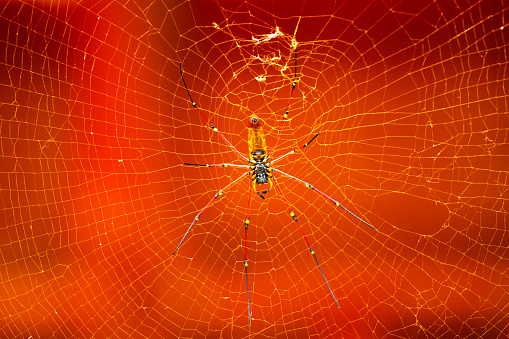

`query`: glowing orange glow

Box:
[0,0,508,338]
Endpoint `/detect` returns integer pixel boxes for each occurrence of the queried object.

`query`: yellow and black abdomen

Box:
[248,116,267,160]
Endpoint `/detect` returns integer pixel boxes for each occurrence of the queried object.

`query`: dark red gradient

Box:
[0,0,508,338]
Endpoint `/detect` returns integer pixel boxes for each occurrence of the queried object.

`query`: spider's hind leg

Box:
[273,177,340,308]
[244,186,253,326]
[254,176,273,200]
[172,172,247,256]
[262,177,273,195]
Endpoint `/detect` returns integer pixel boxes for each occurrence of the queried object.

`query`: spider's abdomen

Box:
[247,115,273,187]
[247,115,267,161]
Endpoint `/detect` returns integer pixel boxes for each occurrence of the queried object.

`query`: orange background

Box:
[0,0,508,338]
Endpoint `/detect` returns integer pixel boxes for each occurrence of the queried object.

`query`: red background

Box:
[0,0,508,338]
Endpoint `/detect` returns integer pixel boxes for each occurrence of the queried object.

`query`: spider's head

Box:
[249,116,261,128]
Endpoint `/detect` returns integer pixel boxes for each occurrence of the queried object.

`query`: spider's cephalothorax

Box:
[248,116,273,199]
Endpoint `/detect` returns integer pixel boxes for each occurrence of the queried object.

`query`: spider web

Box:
[0,0,508,338]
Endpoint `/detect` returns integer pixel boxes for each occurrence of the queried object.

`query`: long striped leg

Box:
[272,177,340,308]
[269,47,298,158]
[273,168,377,231]
[183,163,250,169]
[180,63,249,162]
[270,133,320,165]
[250,173,274,201]
[172,172,247,256]
[244,185,253,326]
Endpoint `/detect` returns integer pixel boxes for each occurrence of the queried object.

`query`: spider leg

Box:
[250,177,265,200]
[244,185,253,326]
[270,133,320,164]
[270,47,298,158]
[272,177,340,308]
[180,63,249,162]
[253,176,274,200]
[183,162,250,169]
[172,172,248,256]
[273,168,377,231]
[262,177,274,195]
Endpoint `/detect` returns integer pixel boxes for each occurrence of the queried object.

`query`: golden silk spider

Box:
[173,47,377,326]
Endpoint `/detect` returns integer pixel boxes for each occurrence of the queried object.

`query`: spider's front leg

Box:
[180,63,248,162]
[270,133,320,164]
[183,162,250,169]
[270,47,298,157]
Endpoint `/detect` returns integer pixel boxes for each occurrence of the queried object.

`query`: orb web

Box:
[0,0,508,338]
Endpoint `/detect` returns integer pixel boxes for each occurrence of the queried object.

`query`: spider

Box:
[173,48,377,326]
